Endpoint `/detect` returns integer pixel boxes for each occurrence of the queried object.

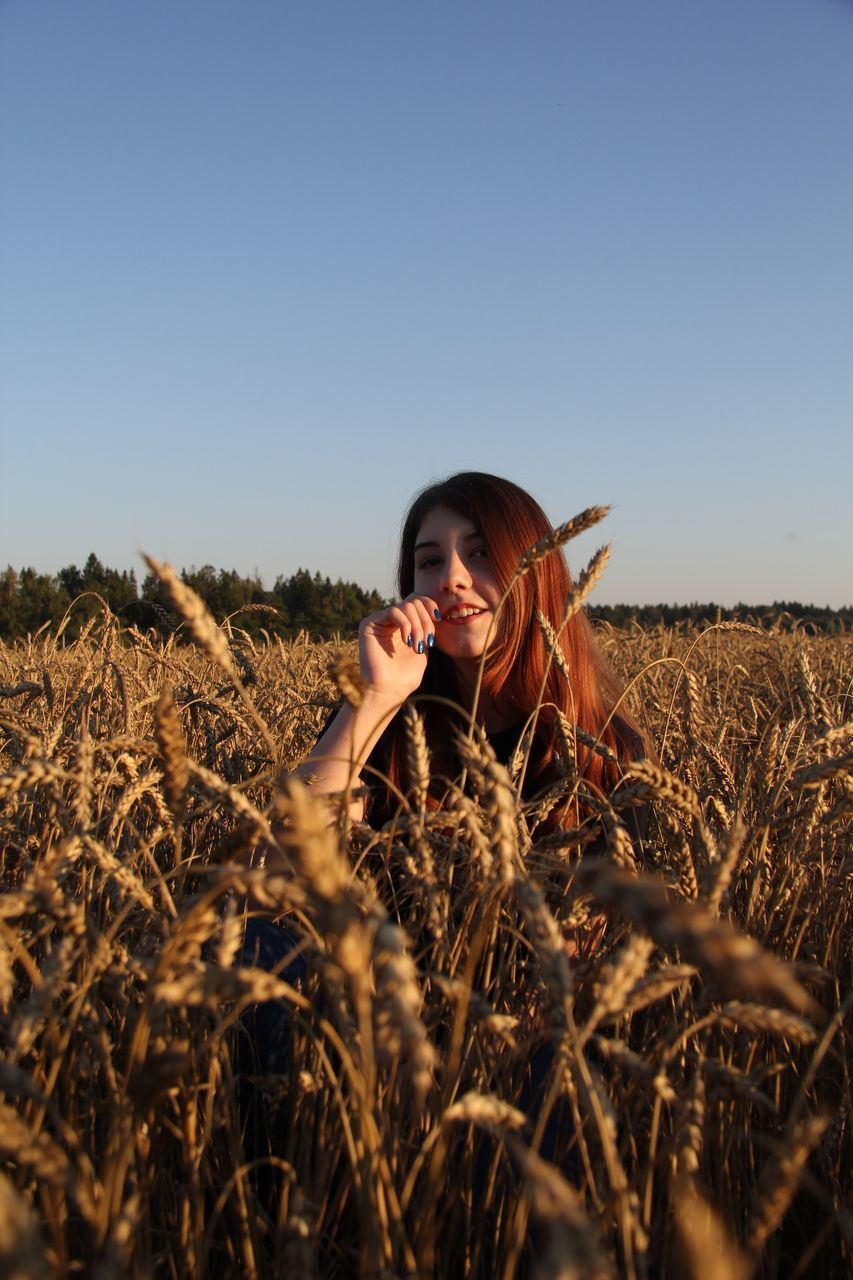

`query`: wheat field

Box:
[0,598,850,1278]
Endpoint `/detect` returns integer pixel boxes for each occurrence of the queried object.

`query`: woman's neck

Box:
[453,659,517,733]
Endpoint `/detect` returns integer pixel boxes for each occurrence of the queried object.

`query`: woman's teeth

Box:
[446,607,482,620]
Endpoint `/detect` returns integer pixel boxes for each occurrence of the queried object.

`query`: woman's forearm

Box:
[292,690,401,818]
[246,693,400,891]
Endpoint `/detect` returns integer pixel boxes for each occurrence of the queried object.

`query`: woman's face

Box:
[412,506,502,664]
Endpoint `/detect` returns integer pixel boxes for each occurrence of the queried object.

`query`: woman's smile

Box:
[412,506,501,662]
[440,604,487,624]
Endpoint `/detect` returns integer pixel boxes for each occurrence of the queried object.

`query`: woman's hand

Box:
[278,595,441,834]
[358,592,441,703]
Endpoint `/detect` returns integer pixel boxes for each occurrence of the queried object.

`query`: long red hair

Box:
[380,472,645,818]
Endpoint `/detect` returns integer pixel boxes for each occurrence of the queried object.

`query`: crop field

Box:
[0,596,850,1277]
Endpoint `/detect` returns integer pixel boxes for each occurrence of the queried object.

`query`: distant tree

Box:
[180,566,271,622]
[0,567,16,620]
[0,567,69,639]
[50,555,138,636]
[273,570,385,636]
[275,568,318,630]
[587,601,851,633]
[0,567,20,640]
[6,557,846,642]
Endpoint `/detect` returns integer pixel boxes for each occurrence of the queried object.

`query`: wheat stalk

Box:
[1,620,848,1276]
[330,651,366,710]
[672,1173,750,1280]
[142,553,277,758]
[155,684,189,829]
[403,702,430,812]
[748,1111,831,1258]
[512,505,611,578]
[142,555,238,679]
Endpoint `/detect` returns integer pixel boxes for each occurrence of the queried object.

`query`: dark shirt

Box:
[359,708,527,823]
[321,702,647,847]
[358,706,645,844]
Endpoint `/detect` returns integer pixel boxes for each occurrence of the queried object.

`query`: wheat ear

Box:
[748,1112,830,1258]
[142,554,277,759]
[513,505,611,578]
[155,684,189,830]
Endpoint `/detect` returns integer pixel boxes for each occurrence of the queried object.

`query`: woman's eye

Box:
[418,557,441,571]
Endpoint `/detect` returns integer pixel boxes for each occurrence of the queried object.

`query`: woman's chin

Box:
[436,637,486,665]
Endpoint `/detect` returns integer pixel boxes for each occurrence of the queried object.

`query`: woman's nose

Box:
[440,550,472,593]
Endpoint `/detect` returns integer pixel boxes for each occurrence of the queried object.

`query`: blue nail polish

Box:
[406,633,413,647]
[427,633,435,648]
[434,609,442,620]
[417,639,424,654]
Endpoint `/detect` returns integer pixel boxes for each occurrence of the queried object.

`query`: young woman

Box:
[294,470,646,832]
[240,473,649,1178]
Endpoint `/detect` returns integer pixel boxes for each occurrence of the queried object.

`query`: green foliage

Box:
[0,555,386,642]
[0,566,71,639]
[588,601,853,634]
[274,567,385,634]
[58,553,138,618]
[1,555,848,642]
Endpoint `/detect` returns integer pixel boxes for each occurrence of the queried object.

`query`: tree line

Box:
[585,601,851,634]
[0,555,385,642]
[0,554,849,641]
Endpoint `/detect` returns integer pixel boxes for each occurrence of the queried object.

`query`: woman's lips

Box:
[439,607,487,625]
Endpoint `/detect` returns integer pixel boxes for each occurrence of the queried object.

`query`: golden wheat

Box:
[0,616,849,1277]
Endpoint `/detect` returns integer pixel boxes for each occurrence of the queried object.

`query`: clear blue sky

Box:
[2,0,851,607]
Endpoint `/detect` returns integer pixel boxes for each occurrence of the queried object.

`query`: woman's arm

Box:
[292,688,400,821]
[291,590,443,822]
[243,589,440,898]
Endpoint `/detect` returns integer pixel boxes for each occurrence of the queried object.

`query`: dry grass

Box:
[0,606,850,1278]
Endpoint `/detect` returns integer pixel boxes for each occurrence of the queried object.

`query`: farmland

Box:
[0,607,849,1277]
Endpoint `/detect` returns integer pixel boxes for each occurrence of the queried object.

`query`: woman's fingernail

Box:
[406,633,413,647]
[427,633,435,648]
[433,609,442,620]
[417,639,424,654]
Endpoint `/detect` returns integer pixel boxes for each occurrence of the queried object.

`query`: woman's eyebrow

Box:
[414,531,482,553]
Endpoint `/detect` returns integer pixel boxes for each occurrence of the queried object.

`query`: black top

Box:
[361,703,647,849]
[319,701,646,845]
[360,709,526,809]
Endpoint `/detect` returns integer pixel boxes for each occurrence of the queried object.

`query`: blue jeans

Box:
[236,917,579,1180]
[237,916,308,1075]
